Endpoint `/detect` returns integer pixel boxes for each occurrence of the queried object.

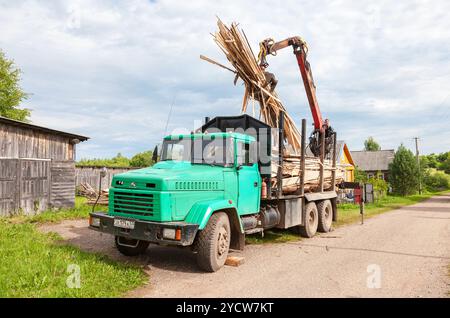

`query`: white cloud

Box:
[0,0,449,158]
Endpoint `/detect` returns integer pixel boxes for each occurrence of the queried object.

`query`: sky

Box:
[1,0,449,159]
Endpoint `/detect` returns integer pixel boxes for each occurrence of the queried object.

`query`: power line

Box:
[163,94,176,137]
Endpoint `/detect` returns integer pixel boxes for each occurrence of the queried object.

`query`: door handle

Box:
[254,182,258,187]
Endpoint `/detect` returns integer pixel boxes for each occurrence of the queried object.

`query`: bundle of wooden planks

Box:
[202,18,302,153]
[203,19,345,193]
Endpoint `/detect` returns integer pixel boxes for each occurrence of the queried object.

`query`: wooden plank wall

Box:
[0,159,76,216]
[51,161,75,208]
[0,158,51,216]
[0,159,19,216]
[75,166,137,191]
[0,123,74,160]
[19,159,51,214]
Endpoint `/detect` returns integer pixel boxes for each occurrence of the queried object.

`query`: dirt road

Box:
[40,194,450,297]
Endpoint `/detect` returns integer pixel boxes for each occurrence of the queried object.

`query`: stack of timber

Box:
[202,18,302,152]
[273,157,345,194]
[203,19,346,194]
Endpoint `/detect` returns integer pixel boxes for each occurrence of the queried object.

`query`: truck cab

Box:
[90,115,338,272]
[90,132,262,271]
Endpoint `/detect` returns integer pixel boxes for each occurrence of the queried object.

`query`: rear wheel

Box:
[317,200,333,232]
[194,212,230,272]
[115,236,150,256]
[298,202,318,238]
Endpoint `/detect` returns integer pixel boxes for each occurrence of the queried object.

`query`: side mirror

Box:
[152,145,158,163]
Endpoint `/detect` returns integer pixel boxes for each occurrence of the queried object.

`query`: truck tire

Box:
[317,200,333,233]
[298,202,318,238]
[195,212,230,272]
[115,236,150,256]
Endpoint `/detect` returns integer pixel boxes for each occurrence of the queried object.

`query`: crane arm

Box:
[259,37,326,132]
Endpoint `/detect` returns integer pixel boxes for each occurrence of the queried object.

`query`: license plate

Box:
[113,218,135,229]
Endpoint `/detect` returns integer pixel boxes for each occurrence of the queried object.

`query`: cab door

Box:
[236,140,261,214]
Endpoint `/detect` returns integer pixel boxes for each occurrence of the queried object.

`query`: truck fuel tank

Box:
[260,206,281,229]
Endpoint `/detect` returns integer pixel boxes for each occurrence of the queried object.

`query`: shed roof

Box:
[350,150,395,171]
[0,116,89,141]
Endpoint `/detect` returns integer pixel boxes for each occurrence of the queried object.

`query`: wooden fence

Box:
[0,158,75,216]
[75,166,138,192]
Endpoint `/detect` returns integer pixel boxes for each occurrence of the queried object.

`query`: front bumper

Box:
[89,212,199,246]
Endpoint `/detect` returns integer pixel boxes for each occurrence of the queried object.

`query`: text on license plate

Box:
[113,218,135,229]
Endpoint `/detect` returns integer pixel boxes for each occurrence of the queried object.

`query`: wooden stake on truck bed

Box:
[331,131,337,190]
[319,131,325,192]
[277,112,284,198]
[300,119,306,196]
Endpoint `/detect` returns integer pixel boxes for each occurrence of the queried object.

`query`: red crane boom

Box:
[258,36,333,156]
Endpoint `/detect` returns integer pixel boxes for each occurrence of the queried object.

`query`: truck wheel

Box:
[298,202,318,238]
[195,212,230,272]
[115,236,150,256]
[317,200,333,233]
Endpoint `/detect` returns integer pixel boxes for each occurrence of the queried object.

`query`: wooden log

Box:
[225,256,245,267]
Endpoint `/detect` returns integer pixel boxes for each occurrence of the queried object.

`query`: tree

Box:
[130,150,153,167]
[389,144,419,196]
[364,136,381,151]
[354,166,367,183]
[441,154,450,174]
[0,49,30,121]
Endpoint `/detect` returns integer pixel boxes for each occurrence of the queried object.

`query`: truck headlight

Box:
[90,216,100,227]
[162,228,181,240]
[162,228,176,240]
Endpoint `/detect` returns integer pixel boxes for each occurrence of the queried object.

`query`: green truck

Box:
[89,114,338,272]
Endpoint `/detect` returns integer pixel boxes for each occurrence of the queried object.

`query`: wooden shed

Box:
[0,116,89,216]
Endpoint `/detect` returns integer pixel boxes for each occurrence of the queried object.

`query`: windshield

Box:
[161,137,234,167]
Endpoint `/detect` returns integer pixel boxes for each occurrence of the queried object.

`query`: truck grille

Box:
[112,191,158,217]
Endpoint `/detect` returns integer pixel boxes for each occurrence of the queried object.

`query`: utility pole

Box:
[414,137,422,194]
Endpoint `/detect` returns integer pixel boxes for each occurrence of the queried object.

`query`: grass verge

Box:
[6,197,100,224]
[0,219,146,297]
[29,197,94,223]
[245,229,301,245]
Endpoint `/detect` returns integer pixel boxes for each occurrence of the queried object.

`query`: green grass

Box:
[4,197,97,225]
[0,219,146,297]
[28,197,94,223]
[245,229,301,245]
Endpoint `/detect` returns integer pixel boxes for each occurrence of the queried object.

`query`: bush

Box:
[368,172,388,199]
[423,169,450,192]
[77,153,130,168]
[77,151,154,168]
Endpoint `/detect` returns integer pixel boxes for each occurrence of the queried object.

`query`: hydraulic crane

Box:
[258,36,334,157]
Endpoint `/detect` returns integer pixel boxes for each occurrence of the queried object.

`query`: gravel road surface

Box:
[40,194,450,297]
